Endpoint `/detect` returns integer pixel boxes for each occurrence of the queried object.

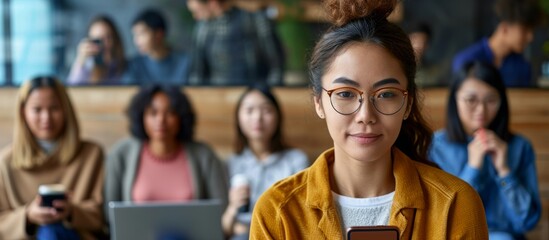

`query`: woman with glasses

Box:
[429,61,541,239]
[105,85,227,219]
[0,77,105,239]
[222,84,309,239]
[250,0,488,239]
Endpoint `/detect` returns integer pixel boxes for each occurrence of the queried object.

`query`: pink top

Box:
[132,143,194,203]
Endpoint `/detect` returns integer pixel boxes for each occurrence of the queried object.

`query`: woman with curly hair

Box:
[105,85,227,217]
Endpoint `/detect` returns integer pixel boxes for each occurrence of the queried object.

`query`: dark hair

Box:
[406,22,432,40]
[132,8,168,34]
[310,0,432,164]
[234,84,286,154]
[446,61,512,143]
[197,0,227,3]
[495,0,543,28]
[29,76,56,92]
[126,85,195,142]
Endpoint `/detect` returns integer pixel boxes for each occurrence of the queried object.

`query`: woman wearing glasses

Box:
[250,0,488,239]
[429,61,541,239]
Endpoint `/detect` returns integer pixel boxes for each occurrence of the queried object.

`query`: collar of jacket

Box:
[305,147,426,239]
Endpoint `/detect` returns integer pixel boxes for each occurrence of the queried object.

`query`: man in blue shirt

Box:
[452,0,542,87]
[124,9,189,86]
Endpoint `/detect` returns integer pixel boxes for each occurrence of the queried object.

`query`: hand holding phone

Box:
[26,184,68,225]
[347,226,400,240]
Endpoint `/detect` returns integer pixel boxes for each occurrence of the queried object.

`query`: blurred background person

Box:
[222,84,308,239]
[407,21,434,87]
[123,9,190,85]
[105,85,227,220]
[452,0,543,87]
[0,76,105,239]
[67,15,126,86]
[186,0,285,86]
[408,22,431,68]
[430,61,541,239]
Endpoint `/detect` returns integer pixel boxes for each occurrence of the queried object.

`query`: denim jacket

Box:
[429,130,541,235]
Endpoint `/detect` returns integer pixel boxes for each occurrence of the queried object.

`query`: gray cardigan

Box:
[104,138,228,218]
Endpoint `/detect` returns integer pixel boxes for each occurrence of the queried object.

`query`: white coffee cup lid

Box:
[231,174,249,188]
[38,184,65,195]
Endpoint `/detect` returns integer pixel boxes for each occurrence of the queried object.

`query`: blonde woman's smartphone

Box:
[38,184,66,209]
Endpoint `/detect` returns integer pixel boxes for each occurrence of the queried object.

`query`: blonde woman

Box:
[0,76,105,239]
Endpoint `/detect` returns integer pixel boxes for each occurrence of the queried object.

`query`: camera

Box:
[89,38,104,65]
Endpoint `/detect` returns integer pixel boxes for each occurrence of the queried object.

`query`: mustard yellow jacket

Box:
[250,148,488,239]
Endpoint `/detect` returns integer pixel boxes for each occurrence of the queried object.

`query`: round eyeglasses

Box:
[322,87,408,115]
[459,97,501,110]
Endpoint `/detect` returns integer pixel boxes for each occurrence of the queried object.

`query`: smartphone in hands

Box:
[347,226,399,240]
[38,184,66,210]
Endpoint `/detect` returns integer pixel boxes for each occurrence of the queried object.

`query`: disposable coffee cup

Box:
[231,174,250,213]
[38,184,66,208]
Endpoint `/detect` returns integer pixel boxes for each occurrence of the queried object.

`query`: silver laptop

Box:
[108,200,224,240]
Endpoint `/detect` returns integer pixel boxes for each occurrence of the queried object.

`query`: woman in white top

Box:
[222,84,309,239]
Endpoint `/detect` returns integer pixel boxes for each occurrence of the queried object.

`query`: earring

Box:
[319,114,324,119]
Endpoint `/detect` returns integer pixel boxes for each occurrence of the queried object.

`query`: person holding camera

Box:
[67,15,127,85]
[0,77,105,239]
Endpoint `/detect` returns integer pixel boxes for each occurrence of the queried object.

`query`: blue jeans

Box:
[36,222,79,240]
[155,230,189,240]
[489,231,526,240]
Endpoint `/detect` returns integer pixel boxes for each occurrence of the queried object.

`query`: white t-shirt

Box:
[332,191,395,236]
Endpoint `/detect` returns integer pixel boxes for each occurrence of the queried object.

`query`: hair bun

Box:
[323,0,397,26]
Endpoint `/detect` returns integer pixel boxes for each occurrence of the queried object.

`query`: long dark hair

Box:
[446,61,512,143]
[309,0,432,164]
[234,84,286,154]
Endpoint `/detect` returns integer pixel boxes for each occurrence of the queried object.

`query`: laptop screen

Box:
[108,200,224,240]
